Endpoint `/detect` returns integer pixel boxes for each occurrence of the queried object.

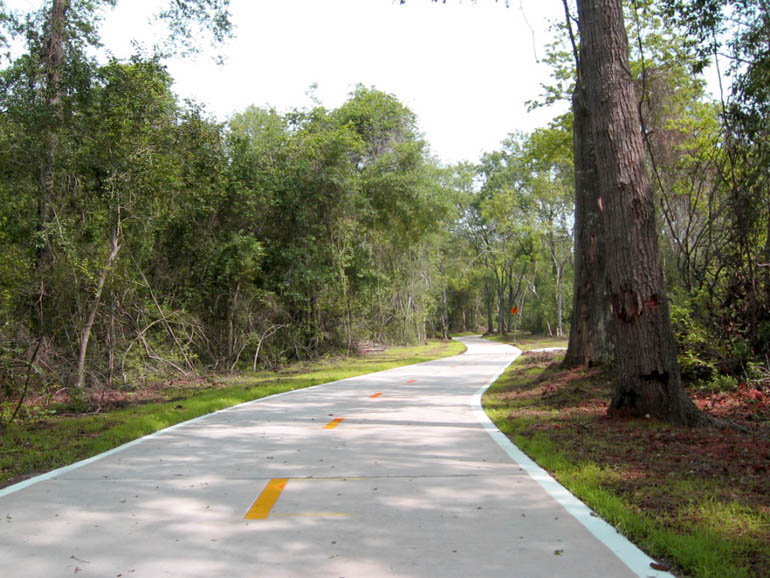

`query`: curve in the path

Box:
[0,336,670,577]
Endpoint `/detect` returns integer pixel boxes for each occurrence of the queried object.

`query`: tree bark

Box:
[576,0,704,425]
[226,279,240,365]
[563,75,611,367]
[765,210,770,297]
[441,280,449,340]
[252,323,288,371]
[38,0,69,249]
[494,268,505,334]
[35,0,70,334]
[75,228,121,391]
[555,262,564,337]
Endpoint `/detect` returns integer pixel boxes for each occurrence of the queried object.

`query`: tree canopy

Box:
[0,0,768,429]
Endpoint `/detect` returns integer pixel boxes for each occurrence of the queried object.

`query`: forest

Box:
[0,0,768,427]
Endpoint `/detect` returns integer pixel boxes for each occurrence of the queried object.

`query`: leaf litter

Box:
[487,350,770,577]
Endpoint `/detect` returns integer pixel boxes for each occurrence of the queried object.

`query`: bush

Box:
[670,301,719,384]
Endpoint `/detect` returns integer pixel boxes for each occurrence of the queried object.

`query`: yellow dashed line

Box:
[244,478,288,520]
[369,392,383,398]
[323,417,345,429]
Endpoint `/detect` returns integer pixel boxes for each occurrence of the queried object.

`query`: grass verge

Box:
[485,332,569,352]
[0,339,465,489]
[483,344,770,578]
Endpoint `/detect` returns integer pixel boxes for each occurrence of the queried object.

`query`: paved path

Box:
[1,337,669,577]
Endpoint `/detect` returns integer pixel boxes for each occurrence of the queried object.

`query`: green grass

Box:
[485,331,569,351]
[505,435,757,577]
[0,339,465,488]
[483,339,769,578]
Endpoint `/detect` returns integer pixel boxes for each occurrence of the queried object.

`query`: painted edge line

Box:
[470,340,673,578]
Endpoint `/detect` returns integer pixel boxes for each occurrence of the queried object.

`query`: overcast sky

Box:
[10,0,570,164]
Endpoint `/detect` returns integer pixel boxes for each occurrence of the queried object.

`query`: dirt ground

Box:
[493,351,770,577]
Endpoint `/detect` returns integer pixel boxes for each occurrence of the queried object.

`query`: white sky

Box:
[9,0,569,165]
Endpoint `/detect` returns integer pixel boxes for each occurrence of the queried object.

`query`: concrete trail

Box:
[0,336,669,577]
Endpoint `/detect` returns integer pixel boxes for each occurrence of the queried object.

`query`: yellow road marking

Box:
[369,392,383,398]
[407,379,417,384]
[323,417,345,429]
[244,478,288,520]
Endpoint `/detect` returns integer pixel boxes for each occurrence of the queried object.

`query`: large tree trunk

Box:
[38,0,68,241]
[563,76,611,367]
[35,0,69,335]
[576,0,704,425]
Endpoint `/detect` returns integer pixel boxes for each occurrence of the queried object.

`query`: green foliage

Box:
[0,20,458,404]
[454,118,574,338]
[2,0,764,425]
[656,0,770,366]
[157,0,233,59]
[670,300,719,385]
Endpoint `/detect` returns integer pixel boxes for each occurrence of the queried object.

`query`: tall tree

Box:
[18,0,231,304]
[575,0,703,424]
[559,1,611,367]
[0,0,232,392]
